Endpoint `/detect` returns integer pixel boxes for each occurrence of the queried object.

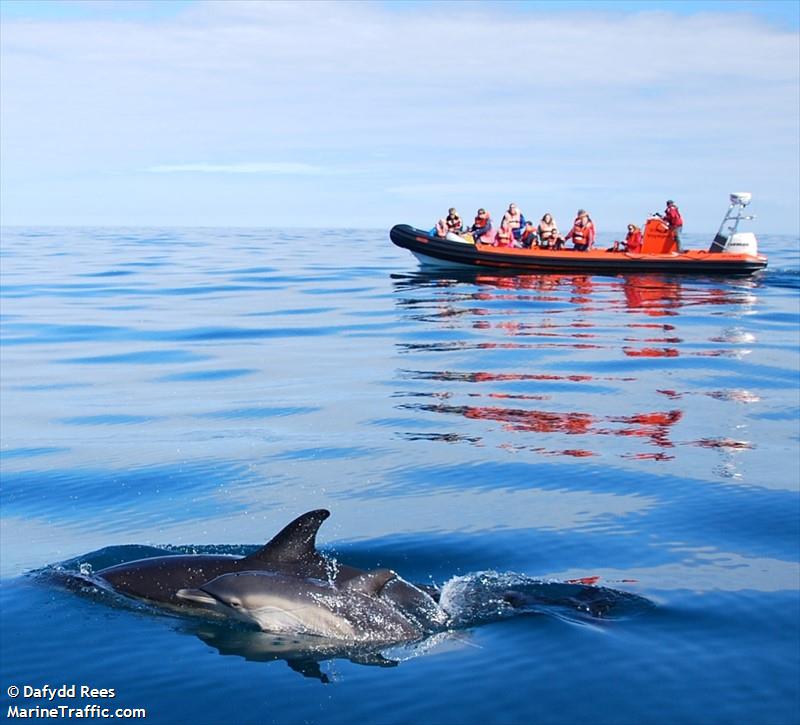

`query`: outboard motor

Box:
[709,193,758,255]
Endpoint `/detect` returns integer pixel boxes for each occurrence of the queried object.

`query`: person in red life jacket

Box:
[495,220,515,247]
[565,209,596,251]
[501,203,526,242]
[625,224,643,253]
[470,208,493,243]
[613,224,643,253]
[446,207,464,233]
[520,221,538,248]
[664,200,683,252]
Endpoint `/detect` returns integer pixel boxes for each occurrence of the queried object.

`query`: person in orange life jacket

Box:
[501,203,526,241]
[664,200,683,251]
[446,208,464,233]
[565,209,595,251]
[612,224,643,253]
[520,221,538,248]
[470,208,493,243]
[494,220,515,247]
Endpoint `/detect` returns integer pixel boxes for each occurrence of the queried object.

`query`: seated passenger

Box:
[501,203,526,241]
[470,208,493,243]
[445,208,464,233]
[520,221,538,248]
[434,218,448,238]
[612,224,643,253]
[494,220,515,247]
[537,213,562,249]
[564,209,596,251]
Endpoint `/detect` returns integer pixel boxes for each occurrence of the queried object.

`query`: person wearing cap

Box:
[564,209,596,252]
[663,200,684,252]
[470,208,493,243]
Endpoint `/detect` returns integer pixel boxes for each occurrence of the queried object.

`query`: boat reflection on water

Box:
[621,275,682,315]
[392,271,760,462]
[398,398,684,459]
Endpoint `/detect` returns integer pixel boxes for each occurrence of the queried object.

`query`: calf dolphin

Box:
[96,509,436,614]
[178,568,447,642]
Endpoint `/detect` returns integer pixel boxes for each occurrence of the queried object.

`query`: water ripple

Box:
[1,227,797,723]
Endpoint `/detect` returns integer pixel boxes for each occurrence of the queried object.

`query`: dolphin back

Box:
[241,509,332,579]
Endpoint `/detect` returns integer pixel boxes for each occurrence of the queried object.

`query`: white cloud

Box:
[1,1,797,229]
[145,162,329,175]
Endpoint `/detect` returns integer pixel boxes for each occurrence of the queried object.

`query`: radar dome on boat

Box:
[730,192,752,206]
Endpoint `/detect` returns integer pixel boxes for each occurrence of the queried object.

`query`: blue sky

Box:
[1,0,798,232]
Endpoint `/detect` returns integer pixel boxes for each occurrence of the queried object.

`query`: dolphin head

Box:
[184,571,356,638]
[182,572,301,627]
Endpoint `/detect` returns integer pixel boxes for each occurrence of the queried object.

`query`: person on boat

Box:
[501,203,526,242]
[537,213,562,249]
[564,210,595,251]
[612,224,643,253]
[494,220,515,247]
[446,208,464,233]
[470,208,493,243]
[434,218,449,238]
[664,200,683,252]
[520,221,538,248]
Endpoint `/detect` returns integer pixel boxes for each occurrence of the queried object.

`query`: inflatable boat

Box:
[390,194,767,276]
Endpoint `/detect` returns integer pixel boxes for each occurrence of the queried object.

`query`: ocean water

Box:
[1,226,798,724]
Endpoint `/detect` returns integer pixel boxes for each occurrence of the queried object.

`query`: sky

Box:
[1,0,798,233]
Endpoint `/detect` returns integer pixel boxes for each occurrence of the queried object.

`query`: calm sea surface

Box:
[1,227,799,724]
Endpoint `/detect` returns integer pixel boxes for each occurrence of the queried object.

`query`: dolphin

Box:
[96,509,343,608]
[96,509,437,614]
[177,568,447,642]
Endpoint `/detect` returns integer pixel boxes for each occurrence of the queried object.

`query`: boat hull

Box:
[390,225,768,276]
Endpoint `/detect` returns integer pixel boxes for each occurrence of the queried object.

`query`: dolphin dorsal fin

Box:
[242,509,331,575]
[345,569,397,596]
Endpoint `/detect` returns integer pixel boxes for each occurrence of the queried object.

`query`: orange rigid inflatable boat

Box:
[390,194,768,276]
